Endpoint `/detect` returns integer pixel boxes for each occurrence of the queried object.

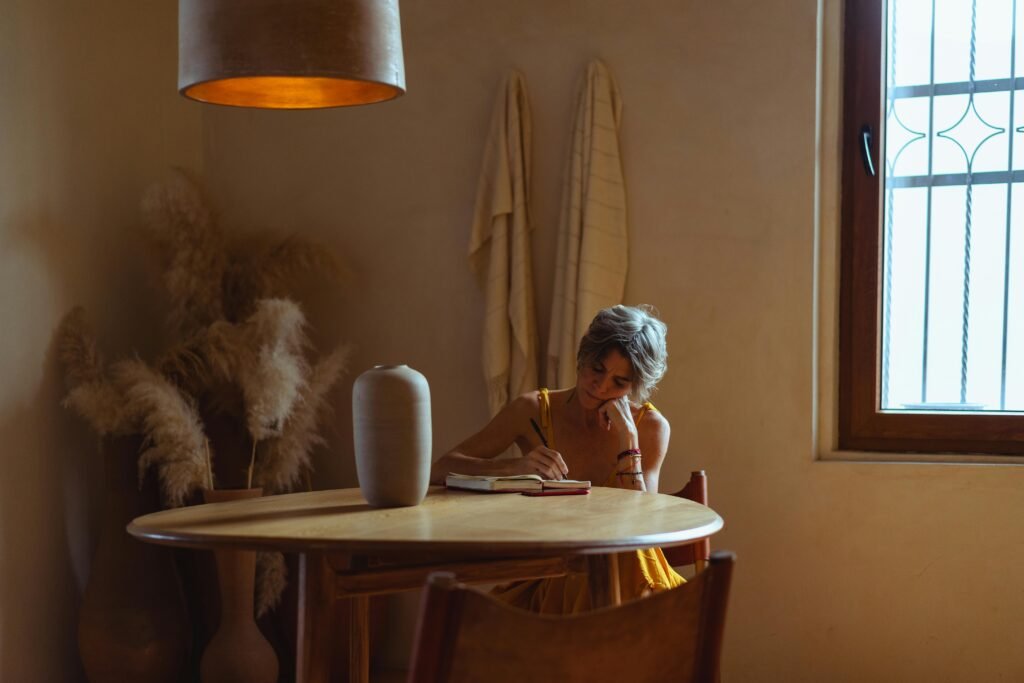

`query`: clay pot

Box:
[199,488,278,683]
[352,364,432,506]
[78,436,190,683]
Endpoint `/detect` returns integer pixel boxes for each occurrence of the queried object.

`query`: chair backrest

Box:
[407,551,735,683]
[662,470,711,570]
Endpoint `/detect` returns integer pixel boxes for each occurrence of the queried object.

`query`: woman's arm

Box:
[637,411,670,493]
[601,399,671,493]
[429,393,568,485]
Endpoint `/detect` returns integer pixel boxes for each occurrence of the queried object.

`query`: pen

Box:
[529,418,548,447]
[529,418,568,480]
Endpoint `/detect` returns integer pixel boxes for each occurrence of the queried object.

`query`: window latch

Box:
[860,125,876,177]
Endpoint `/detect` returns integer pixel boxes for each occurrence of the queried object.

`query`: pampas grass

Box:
[57,308,135,436]
[57,170,350,615]
[57,307,103,386]
[58,173,350,496]
[140,170,342,332]
[162,298,311,443]
[254,344,349,494]
[116,359,209,507]
[63,382,135,436]
[238,299,309,441]
[255,551,287,618]
[141,169,227,338]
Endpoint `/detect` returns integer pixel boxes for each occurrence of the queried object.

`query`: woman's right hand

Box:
[514,447,569,480]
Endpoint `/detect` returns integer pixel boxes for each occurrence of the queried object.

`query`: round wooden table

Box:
[129,486,723,683]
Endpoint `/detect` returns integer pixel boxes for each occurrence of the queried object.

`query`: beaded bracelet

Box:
[617,448,642,461]
[615,471,644,477]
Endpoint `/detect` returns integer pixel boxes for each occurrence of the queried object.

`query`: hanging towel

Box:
[547,60,628,388]
[468,70,539,416]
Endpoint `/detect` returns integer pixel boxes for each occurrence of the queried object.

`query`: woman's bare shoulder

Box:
[505,390,542,417]
[545,388,575,404]
[639,406,670,437]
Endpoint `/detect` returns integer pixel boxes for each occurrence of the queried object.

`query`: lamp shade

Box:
[178,0,406,109]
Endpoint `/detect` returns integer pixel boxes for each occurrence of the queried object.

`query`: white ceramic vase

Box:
[352,364,432,506]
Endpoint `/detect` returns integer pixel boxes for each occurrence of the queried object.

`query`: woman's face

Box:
[576,349,634,409]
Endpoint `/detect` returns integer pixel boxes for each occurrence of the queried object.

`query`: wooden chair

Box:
[663,470,711,572]
[406,550,736,683]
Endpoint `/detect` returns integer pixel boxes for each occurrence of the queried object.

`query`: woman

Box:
[430,304,683,613]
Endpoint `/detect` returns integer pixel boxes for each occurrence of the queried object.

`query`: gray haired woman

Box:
[431,304,682,613]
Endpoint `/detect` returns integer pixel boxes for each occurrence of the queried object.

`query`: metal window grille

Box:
[882,0,1024,412]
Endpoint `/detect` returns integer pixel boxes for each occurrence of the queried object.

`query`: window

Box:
[840,0,1024,454]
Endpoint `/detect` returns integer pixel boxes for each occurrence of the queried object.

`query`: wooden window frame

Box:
[839,0,1024,455]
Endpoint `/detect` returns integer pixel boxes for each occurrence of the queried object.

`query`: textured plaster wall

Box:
[70,0,1022,681]
[0,0,201,679]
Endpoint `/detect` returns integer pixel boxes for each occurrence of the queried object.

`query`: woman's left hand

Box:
[598,397,639,449]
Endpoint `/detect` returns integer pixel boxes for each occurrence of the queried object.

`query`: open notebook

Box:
[445,473,591,493]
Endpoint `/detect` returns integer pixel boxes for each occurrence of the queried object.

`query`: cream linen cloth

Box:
[547,60,628,388]
[468,71,539,416]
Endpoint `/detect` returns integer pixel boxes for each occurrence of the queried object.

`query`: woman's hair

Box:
[576,304,668,404]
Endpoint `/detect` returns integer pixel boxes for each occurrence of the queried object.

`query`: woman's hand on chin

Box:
[598,397,639,449]
[514,447,569,480]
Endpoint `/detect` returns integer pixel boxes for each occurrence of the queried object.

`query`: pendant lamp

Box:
[178,0,406,109]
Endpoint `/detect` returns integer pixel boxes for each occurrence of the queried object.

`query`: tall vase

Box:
[78,435,191,683]
[352,364,432,506]
[199,488,278,683]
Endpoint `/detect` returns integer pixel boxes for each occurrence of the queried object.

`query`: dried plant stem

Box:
[246,440,257,489]
[204,439,214,490]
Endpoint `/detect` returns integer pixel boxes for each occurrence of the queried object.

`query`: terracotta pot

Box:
[78,436,190,683]
[352,364,432,506]
[199,488,278,683]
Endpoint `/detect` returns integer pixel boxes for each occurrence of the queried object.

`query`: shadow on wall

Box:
[0,0,196,678]
[0,207,163,681]
[0,318,93,681]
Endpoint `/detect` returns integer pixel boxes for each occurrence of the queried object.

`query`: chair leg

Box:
[349,595,370,683]
[586,554,621,608]
[296,552,333,683]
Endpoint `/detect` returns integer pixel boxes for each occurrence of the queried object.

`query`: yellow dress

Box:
[490,389,685,613]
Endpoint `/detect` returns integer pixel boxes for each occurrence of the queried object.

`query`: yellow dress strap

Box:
[636,401,658,423]
[538,388,554,448]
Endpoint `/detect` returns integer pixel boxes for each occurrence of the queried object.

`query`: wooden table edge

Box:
[126,514,724,555]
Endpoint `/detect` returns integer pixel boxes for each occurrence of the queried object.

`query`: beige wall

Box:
[204,1,1024,680]
[0,0,201,679]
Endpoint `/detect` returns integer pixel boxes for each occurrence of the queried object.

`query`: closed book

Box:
[445,473,591,493]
